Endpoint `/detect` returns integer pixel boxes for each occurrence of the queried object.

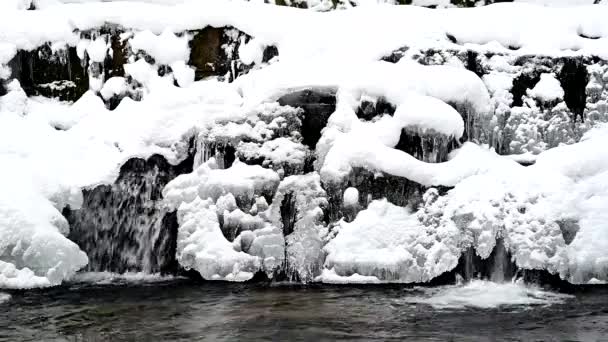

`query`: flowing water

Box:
[1,276,608,341]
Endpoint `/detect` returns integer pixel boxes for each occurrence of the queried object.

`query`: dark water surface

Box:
[1,277,608,341]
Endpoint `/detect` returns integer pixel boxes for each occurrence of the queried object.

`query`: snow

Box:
[86,36,108,63]
[416,124,608,283]
[170,60,195,88]
[237,137,308,170]
[237,60,491,115]
[342,187,359,207]
[1,2,608,65]
[164,159,280,206]
[172,196,260,282]
[324,199,460,283]
[0,0,31,10]
[314,268,380,284]
[124,59,157,86]
[99,76,127,100]
[269,173,328,281]
[1,0,608,288]
[320,138,505,187]
[527,73,564,102]
[0,60,244,288]
[163,159,282,280]
[130,29,189,65]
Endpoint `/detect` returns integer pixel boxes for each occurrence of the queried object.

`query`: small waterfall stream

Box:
[64,153,193,274]
[457,239,517,283]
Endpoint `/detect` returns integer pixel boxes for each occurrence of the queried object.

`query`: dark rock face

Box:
[189,26,251,81]
[558,58,589,122]
[103,29,128,80]
[465,50,484,77]
[262,45,279,63]
[557,218,580,245]
[8,45,88,102]
[278,89,336,149]
[324,169,427,223]
[511,72,541,107]
[395,128,458,163]
[356,97,396,121]
[280,192,297,237]
[64,153,193,274]
[189,27,225,80]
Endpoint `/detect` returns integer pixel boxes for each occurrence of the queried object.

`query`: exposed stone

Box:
[8,45,88,102]
[188,26,250,81]
[278,89,336,148]
[558,58,589,122]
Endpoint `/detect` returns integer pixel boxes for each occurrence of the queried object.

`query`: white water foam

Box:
[68,272,182,285]
[0,292,10,303]
[404,280,573,309]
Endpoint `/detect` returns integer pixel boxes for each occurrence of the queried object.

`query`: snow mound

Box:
[164,159,282,280]
[314,268,380,284]
[175,196,261,282]
[323,199,460,283]
[164,159,280,206]
[130,29,189,65]
[527,73,564,102]
[342,187,359,207]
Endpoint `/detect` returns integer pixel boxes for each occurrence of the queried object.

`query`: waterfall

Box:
[64,154,193,274]
[458,239,516,283]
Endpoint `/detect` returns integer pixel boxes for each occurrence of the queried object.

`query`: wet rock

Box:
[280,192,297,237]
[557,218,580,245]
[511,71,541,107]
[394,128,458,163]
[558,58,589,122]
[278,89,336,148]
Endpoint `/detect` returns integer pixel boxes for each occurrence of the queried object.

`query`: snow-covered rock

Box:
[2,1,608,288]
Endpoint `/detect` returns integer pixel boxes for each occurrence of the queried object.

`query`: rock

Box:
[8,45,88,102]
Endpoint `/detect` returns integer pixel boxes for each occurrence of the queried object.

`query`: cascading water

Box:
[455,239,517,284]
[64,154,193,274]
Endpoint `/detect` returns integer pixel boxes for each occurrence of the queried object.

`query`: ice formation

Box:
[1,0,608,288]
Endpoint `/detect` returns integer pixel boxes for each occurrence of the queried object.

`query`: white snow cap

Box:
[343,187,359,207]
[528,73,564,102]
